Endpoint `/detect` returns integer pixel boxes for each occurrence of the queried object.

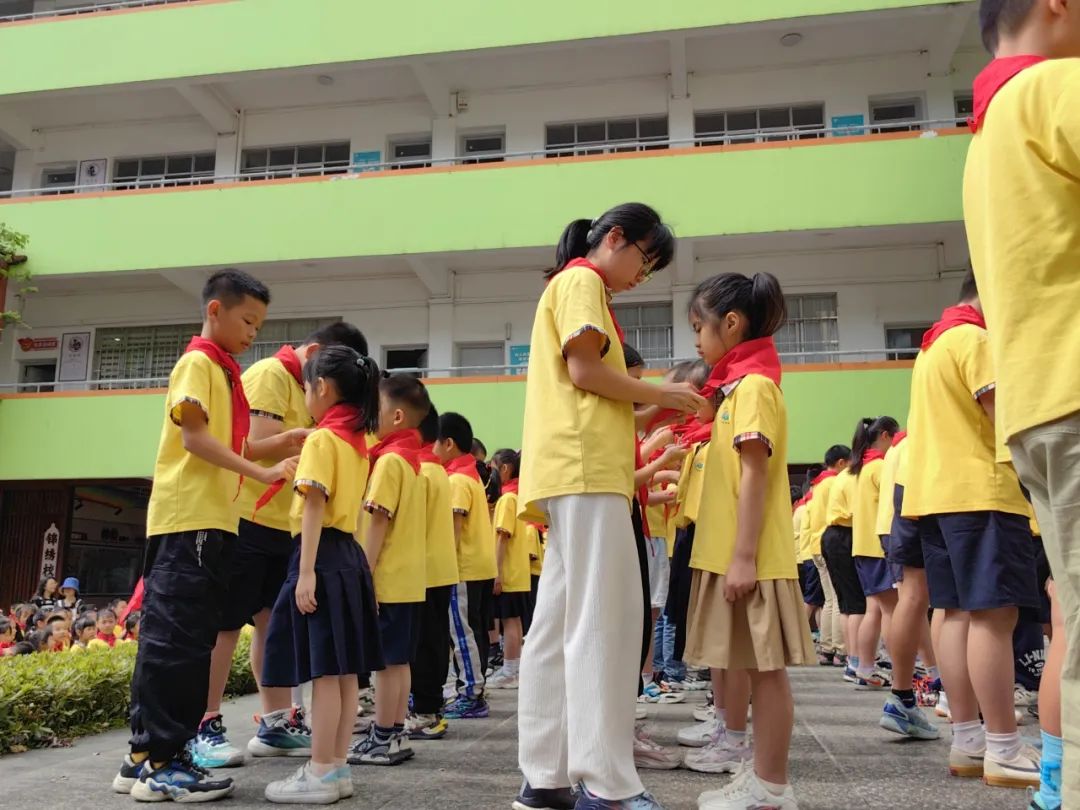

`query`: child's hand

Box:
[724,555,757,603]
[259,456,299,485]
[654,469,680,486]
[494,577,503,596]
[657,382,706,414]
[658,443,688,469]
[295,571,318,614]
[282,428,313,455]
[647,427,675,448]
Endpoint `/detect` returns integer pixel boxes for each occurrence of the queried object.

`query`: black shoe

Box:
[513,780,576,810]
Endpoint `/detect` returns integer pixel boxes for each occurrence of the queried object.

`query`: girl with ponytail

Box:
[680,272,815,808]
[262,345,383,804]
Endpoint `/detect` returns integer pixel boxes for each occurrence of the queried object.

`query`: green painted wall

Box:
[0,134,970,277]
[0,0,970,97]
[0,366,912,481]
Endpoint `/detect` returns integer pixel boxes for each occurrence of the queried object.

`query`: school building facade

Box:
[0,0,982,606]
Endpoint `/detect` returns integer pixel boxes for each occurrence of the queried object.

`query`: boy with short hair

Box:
[88,608,119,649]
[964,3,1080,806]
[113,269,297,802]
[349,374,430,766]
[901,270,1041,788]
[435,412,498,720]
[407,405,460,741]
[198,321,370,768]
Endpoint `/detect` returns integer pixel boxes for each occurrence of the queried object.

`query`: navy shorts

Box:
[800,560,824,606]
[1034,535,1052,625]
[920,511,1040,612]
[378,602,422,666]
[887,485,923,569]
[854,554,897,597]
[220,520,292,631]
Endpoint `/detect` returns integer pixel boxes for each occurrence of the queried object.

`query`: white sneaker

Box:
[678,717,722,748]
[336,766,353,799]
[1013,685,1038,708]
[693,704,717,723]
[633,724,682,770]
[684,735,752,774]
[487,667,520,690]
[265,762,340,804]
[698,764,798,809]
[635,705,648,721]
[935,691,951,719]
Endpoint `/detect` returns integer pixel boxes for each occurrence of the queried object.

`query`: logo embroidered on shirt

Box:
[720,411,731,423]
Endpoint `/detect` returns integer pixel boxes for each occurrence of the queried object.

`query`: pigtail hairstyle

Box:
[849,416,899,476]
[492,448,522,480]
[689,272,788,339]
[548,202,675,279]
[303,345,382,435]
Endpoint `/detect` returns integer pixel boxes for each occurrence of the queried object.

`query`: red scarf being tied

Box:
[184,337,249,458]
[445,452,481,482]
[418,443,440,465]
[370,429,422,474]
[501,479,519,496]
[921,305,986,351]
[557,258,627,346]
[274,344,304,389]
[699,337,782,400]
[969,55,1046,133]
[254,403,368,516]
[891,431,907,447]
[674,417,715,447]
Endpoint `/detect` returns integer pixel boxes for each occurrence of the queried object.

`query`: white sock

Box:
[263,708,289,722]
[985,730,1022,761]
[717,707,726,725]
[504,658,520,674]
[642,672,654,687]
[757,774,789,795]
[726,728,749,746]
[309,761,336,778]
[952,720,985,754]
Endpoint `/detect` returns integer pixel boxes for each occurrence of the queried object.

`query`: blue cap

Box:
[61,577,80,592]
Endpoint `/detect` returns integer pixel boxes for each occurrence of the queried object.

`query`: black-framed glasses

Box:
[631,242,657,282]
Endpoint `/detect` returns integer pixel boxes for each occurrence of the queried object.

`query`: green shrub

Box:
[0,631,258,754]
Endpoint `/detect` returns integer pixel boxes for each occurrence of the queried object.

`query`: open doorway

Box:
[19,360,57,392]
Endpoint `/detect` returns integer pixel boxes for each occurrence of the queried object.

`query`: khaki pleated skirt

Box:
[684,569,816,672]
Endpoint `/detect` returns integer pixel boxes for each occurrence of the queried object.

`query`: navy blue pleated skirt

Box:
[262,528,384,687]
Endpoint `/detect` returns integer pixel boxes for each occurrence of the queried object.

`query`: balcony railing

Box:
[0,349,919,394]
[0,0,195,23]
[0,118,968,199]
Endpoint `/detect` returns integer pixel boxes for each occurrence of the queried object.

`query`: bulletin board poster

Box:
[831,114,866,137]
[351,151,382,173]
[509,344,531,375]
[58,331,92,382]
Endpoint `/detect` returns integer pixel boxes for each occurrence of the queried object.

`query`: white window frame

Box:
[869,95,925,134]
[694,103,826,146]
[884,322,932,361]
[112,151,216,190]
[383,344,429,373]
[39,164,77,196]
[544,115,669,157]
[459,130,505,165]
[611,302,673,364]
[775,294,840,363]
[454,342,506,377]
[388,136,433,170]
[240,141,351,180]
[953,93,973,122]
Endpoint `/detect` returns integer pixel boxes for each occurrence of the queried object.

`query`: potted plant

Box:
[0,222,33,329]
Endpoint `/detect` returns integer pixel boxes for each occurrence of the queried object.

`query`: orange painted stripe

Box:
[0,128,969,207]
[0,0,232,29]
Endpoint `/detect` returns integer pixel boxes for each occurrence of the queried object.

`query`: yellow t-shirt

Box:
[518,265,635,520]
[826,470,855,528]
[450,473,498,582]
[963,59,1080,443]
[147,350,241,536]
[901,326,1029,519]
[237,356,313,532]
[361,454,426,604]
[792,503,807,563]
[852,458,885,559]
[807,475,837,556]
[876,442,903,537]
[690,375,796,581]
[675,442,710,529]
[289,428,370,536]
[493,492,533,593]
[528,524,545,576]
[419,461,460,589]
[68,643,86,655]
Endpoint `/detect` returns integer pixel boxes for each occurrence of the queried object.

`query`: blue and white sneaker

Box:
[129,750,235,802]
[264,762,339,804]
[188,714,245,768]
[842,666,859,684]
[574,782,666,808]
[443,696,490,719]
[111,753,144,794]
[247,707,313,757]
[879,693,940,740]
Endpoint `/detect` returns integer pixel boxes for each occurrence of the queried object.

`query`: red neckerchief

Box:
[674,417,714,447]
[699,337,782,400]
[370,428,422,474]
[969,55,1047,133]
[418,443,440,465]
[921,305,986,351]
[892,431,907,447]
[273,344,304,389]
[119,579,143,625]
[0,641,13,651]
[554,258,626,345]
[184,337,249,458]
[644,408,682,435]
[501,479,519,495]
[445,452,481,481]
[96,631,117,648]
[634,438,653,538]
[862,449,886,464]
[810,469,838,487]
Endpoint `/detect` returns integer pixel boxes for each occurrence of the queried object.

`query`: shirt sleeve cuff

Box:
[251,409,285,421]
[169,396,207,426]
[973,382,996,400]
[364,501,394,519]
[733,432,774,456]
[561,324,611,359]
[294,479,329,498]
[453,508,469,517]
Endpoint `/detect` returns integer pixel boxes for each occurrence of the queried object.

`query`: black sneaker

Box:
[512,780,576,810]
[129,750,234,802]
[111,753,144,794]
[347,728,408,766]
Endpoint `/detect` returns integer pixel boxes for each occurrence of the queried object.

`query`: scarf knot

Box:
[699,337,782,401]
[921,305,986,351]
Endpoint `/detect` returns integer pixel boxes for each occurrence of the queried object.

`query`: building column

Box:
[215,132,239,178]
[672,286,696,361]
[668,96,694,147]
[11,150,35,193]
[925,78,958,125]
[432,117,457,163]
[427,298,454,377]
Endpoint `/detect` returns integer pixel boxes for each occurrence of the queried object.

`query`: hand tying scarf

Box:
[969,55,1046,133]
[555,258,626,346]
[370,428,422,474]
[184,337,249,458]
[445,452,481,481]
[273,344,304,389]
[501,479,519,495]
[699,337,782,400]
[674,417,714,447]
[921,305,986,351]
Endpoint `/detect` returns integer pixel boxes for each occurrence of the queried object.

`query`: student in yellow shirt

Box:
[848,416,900,690]
[260,345,383,803]
[349,375,430,767]
[965,5,1080,806]
[405,406,460,742]
[115,269,297,804]
[821,436,863,683]
[515,204,703,810]
[681,272,814,808]
[806,447,851,667]
[435,411,498,720]
[204,322,369,765]
[792,486,823,636]
[122,612,141,644]
[69,615,96,654]
[901,270,1041,787]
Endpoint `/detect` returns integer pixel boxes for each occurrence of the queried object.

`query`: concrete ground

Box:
[3,666,1033,809]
